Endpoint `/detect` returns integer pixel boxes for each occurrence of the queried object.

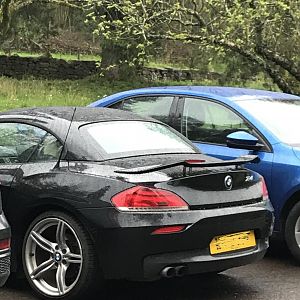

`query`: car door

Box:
[0,122,63,221]
[177,97,274,186]
[108,95,178,125]
[0,122,31,207]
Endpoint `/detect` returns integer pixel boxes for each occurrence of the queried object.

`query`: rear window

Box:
[80,121,196,159]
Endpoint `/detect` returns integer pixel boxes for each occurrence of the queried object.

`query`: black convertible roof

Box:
[73,107,153,122]
[0,106,152,122]
[0,107,156,145]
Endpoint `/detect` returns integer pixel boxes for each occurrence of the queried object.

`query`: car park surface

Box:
[0,107,273,299]
[90,86,300,262]
[1,241,299,300]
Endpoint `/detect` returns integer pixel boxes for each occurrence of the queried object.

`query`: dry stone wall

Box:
[0,55,221,81]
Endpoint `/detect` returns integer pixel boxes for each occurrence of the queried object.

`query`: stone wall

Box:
[0,55,99,80]
[0,55,221,81]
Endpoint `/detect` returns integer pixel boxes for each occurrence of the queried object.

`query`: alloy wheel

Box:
[24,217,83,297]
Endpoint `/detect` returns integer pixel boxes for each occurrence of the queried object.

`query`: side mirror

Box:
[226,131,264,151]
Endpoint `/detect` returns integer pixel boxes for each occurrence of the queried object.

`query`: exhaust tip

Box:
[161,267,176,278]
[175,266,188,277]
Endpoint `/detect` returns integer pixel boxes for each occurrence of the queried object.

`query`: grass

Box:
[0,74,278,112]
[0,76,165,111]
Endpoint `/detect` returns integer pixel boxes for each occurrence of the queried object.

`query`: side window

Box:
[0,123,62,164]
[182,98,253,144]
[115,96,174,123]
[109,101,123,109]
[29,133,63,162]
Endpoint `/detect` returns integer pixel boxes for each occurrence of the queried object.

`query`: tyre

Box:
[285,201,300,263]
[22,211,99,299]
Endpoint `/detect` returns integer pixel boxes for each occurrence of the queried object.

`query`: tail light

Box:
[261,177,269,201]
[152,225,186,235]
[0,238,10,250]
[111,186,189,211]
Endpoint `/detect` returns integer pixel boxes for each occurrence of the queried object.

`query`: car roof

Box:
[151,86,300,100]
[0,107,76,121]
[0,107,158,143]
[90,86,300,108]
[0,106,155,122]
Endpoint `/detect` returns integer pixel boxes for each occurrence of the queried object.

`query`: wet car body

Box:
[68,155,272,280]
[0,192,10,287]
[0,107,273,299]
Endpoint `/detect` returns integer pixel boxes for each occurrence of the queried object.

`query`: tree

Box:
[86,0,176,79]
[0,0,85,46]
[87,0,300,94]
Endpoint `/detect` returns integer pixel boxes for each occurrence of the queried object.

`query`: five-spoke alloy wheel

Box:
[23,211,97,299]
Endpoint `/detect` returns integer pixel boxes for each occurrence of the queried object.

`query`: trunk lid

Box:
[103,153,263,208]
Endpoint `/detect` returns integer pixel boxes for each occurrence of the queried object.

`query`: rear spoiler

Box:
[115,155,260,175]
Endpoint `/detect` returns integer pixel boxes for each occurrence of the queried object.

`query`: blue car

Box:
[89,86,300,261]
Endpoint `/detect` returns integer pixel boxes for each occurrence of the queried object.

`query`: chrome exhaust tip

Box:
[175,266,188,277]
[161,267,176,278]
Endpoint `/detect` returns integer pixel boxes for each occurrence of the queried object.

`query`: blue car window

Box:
[238,99,300,146]
[182,98,252,144]
[119,96,174,123]
[109,101,123,109]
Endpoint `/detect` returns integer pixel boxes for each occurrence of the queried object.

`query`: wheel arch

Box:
[280,190,300,232]
[11,198,96,273]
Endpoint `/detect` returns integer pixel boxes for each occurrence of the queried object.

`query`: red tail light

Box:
[185,160,206,164]
[261,177,269,201]
[152,225,186,235]
[111,186,189,211]
[0,239,10,250]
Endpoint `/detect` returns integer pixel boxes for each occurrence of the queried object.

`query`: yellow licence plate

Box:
[210,230,256,255]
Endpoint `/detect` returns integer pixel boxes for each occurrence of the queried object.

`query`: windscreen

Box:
[81,121,196,158]
[238,99,300,146]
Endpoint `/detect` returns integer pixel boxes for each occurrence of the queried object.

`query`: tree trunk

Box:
[0,0,12,48]
[257,46,300,82]
[214,40,295,94]
[100,40,139,81]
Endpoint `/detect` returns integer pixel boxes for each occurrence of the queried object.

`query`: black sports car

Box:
[0,107,273,299]
[0,192,10,287]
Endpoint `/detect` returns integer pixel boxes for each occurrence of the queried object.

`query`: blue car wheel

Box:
[285,203,300,262]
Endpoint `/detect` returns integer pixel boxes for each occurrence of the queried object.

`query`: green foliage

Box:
[86,0,300,94]
[83,1,176,66]
[2,0,299,93]
[0,0,87,50]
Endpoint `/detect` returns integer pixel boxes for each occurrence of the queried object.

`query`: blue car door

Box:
[176,97,274,187]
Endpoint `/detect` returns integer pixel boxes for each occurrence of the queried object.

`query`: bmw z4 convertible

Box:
[0,107,273,299]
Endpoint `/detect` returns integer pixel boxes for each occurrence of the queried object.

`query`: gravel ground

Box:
[1,240,299,300]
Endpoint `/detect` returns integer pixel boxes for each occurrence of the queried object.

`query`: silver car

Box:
[0,191,10,287]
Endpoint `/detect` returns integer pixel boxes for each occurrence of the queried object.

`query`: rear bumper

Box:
[144,238,267,279]
[79,200,274,281]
